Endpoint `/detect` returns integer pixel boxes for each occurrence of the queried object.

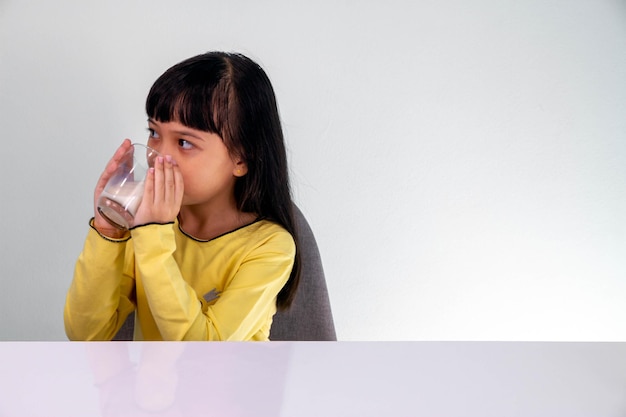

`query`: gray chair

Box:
[269,205,336,341]
[113,205,336,341]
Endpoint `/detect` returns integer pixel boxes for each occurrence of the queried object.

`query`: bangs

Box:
[145,55,234,139]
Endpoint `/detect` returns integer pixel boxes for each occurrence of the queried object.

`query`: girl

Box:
[64,52,301,341]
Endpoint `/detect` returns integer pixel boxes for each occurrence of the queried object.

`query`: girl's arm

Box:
[63,222,136,340]
[65,140,137,340]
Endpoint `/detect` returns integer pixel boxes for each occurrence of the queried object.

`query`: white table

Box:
[0,342,624,416]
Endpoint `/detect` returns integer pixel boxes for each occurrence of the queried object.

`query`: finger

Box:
[172,159,184,208]
[95,140,132,194]
[152,156,165,203]
[143,166,156,206]
[130,166,155,227]
[163,155,175,202]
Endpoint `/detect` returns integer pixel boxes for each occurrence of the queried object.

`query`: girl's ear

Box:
[233,160,248,177]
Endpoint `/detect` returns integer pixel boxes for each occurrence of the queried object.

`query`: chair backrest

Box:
[269,205,336,341]
[113,205,336,341]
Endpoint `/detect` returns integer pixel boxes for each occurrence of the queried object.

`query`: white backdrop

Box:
[0,0,624,340]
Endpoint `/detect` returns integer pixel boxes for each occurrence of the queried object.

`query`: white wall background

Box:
[0,0,624,341]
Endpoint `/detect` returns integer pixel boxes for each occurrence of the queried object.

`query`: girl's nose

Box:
[158,145,172,157]
[149,140,172,157]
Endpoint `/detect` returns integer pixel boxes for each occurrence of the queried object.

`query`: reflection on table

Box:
[0,342,624,416]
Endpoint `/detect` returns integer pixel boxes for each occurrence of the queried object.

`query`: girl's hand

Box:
[92,139,133,239]
[132,155,184,227]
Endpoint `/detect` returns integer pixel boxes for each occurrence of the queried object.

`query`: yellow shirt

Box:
[64,218,295,341]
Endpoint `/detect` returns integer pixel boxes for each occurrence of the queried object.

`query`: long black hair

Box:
[145,52,300,310]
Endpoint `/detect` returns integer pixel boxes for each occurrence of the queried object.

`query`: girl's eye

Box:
[147,128,159,139]
[179,139,193,150]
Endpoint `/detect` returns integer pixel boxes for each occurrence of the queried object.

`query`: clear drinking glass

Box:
[96,143,160,230]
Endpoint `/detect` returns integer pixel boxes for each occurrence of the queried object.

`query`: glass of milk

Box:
[96,143,160,230]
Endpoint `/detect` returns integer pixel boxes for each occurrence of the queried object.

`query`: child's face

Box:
[146,119,246,208]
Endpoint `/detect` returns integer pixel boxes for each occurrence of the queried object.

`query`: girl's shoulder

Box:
[210,218,296,259]
[231,219,296,257]
[239,218,295,246]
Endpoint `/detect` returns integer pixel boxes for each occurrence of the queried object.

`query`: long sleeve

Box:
[130,222,295,341]
[64,222,136,341]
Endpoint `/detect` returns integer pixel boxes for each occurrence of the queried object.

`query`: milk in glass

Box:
[97,180,145,229]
